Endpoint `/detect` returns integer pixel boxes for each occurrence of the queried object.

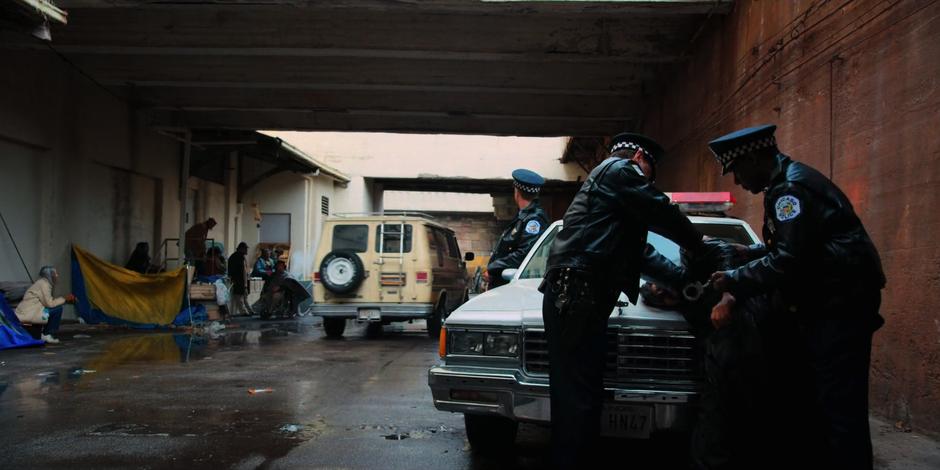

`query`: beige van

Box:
[312,214,471,338]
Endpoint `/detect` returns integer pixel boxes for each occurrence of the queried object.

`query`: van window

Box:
[332,225,369,253]
[375,224,413,253]
[427,227,445,267]
[446,232,461,258]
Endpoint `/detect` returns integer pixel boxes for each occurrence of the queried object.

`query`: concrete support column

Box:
[177,130,191,268]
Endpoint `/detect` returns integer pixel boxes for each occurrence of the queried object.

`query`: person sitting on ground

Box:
[125,242,155,274]
[15,266,76,344]
[254,260,296,319]
[251,248,275,281]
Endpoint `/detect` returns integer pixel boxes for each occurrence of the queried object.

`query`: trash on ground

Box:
[247,388,274,395]
[69,368,96,377]
[280,424,302,433]
[384,433,409,440]
[73,334,91,339]
[36,371,56,377]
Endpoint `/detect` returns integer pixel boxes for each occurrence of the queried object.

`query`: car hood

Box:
[445,279,690,330]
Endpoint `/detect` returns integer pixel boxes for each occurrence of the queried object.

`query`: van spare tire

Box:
[319,251,365,294]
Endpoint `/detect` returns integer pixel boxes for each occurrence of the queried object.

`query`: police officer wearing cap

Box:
[486,169,549,289]
[541,133,705,467]
[707,124,886,469]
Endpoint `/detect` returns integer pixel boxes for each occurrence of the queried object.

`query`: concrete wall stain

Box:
[644,0,940,436]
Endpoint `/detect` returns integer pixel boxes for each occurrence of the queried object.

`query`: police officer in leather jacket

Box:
[486,169,549,289]
[541,133,705,467]
[708,125,886,470]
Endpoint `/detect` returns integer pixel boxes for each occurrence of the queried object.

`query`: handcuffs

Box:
[681,280,712,302]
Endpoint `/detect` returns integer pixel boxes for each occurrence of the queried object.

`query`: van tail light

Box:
[439,327,447,358]
[313,272,321,282]
[380,273,406,286]
[416,272,429,283]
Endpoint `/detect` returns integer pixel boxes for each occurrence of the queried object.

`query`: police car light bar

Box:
[666,192,735,213]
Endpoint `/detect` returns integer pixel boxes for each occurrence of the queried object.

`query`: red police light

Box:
[666,192,735,213]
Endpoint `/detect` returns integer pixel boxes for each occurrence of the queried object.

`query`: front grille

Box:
[523,327,699,383]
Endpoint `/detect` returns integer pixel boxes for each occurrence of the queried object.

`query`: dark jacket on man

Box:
[546,157,703,302]
[227,251,247,296]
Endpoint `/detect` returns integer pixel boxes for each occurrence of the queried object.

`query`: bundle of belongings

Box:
[0,293,43,350]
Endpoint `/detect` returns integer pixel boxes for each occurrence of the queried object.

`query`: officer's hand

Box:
[711,292,736,329]
[483,270,490,283]
[710,271,731,292]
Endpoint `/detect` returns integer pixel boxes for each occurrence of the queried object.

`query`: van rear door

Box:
[375,222,415,303]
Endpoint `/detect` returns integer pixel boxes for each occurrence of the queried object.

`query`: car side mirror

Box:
[464,252,475,261]
[501,268,518,281]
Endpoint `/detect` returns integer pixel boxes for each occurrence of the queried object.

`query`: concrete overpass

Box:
[5,0,731,136]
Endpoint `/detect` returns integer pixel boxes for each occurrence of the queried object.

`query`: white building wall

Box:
[0,50,185,318]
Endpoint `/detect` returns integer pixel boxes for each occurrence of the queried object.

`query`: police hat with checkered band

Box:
[708,124,778,175]
[512,169,545,194]
[608,133,665,165]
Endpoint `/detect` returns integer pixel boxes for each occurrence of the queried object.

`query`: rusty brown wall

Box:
[643,0,940,436]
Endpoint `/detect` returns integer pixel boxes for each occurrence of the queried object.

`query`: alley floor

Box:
[1,318,937,470]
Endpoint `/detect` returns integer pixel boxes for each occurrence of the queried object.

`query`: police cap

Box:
[608,133,665,165]
[512,169,545,194]
[708,124,778,175]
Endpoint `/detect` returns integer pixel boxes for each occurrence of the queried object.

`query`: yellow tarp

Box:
[73,245,186,325]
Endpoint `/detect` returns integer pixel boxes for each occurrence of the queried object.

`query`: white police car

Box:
[428,193,761,451]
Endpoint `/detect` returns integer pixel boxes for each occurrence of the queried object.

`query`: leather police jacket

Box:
[727,154,886,310]
[488,199,549,285]
[546,157,703,303]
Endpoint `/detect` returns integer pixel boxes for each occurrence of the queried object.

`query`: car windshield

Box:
[519,221,756,279]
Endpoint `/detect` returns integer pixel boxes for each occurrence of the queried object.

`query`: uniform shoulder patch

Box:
[525,219,542,235]
[774,195,802,222]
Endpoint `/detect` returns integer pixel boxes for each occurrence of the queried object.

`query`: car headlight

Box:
[449,331,519,357]
[484,333,519,357]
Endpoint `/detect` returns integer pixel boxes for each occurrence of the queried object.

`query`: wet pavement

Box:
[1,318,938,469]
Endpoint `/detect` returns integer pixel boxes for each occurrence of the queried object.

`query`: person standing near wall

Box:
[185,217,217,273]
[707,125,886,469]
[485,169,548,289]
[14,266,76,344]
[227,242,251,317]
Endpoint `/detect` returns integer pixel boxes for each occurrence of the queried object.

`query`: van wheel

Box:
[464,414,518,453]
[427,303,444,339]
[323,318,346,338]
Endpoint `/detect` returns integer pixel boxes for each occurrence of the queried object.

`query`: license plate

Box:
[601,404,652,439]
[358,308,381,321]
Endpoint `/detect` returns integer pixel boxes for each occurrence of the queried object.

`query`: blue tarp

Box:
[0,293,44,350]
[71,251,205,329]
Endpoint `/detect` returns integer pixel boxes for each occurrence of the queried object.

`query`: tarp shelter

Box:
[71,245,204,328]
[0,293,43,350]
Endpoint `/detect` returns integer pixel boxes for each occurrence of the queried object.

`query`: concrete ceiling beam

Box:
[52,7,698,60]
[147,109,635,137]
[72,55,652,93]
[130,87,640,118]
[56,1,731,16]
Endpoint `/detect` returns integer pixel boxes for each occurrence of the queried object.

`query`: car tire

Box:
[319,251,365,295]
[464,414,518,453]
[323,318,346,338]
[427,302,444,339]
